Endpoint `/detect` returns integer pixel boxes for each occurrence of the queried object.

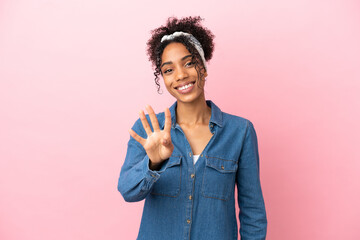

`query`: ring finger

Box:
[139,110,152,136]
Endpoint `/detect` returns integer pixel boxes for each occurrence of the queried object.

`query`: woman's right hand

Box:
[129,105,174,168]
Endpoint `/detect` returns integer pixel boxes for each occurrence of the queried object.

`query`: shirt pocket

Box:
[150,155,182,197]
[201,156,238,201]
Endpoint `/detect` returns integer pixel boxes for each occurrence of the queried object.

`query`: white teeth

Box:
[178,83,193,91]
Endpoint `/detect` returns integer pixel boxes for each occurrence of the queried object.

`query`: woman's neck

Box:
[176,97,211,126]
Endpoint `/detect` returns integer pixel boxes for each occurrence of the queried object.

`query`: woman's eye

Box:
[164,69,172,74]
[186,61,195,67]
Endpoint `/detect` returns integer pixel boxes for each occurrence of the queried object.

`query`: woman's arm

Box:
[236,120,267,239]
[117,106,173,202]
[117,118,165,202]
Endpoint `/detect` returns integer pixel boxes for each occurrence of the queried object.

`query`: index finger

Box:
[164,107,172,132]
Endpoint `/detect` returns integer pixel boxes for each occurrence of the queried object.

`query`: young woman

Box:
[118,16,267,240]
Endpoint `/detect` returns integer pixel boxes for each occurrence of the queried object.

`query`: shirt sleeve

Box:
[236,120,267,239]
[117,118,170,202]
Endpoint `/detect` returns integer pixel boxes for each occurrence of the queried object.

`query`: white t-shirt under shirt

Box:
[193,154,200,165]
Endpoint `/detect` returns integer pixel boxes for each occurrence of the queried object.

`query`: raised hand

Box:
[129,105,174,168]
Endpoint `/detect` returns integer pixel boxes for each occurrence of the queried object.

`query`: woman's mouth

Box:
[176,82,195,94]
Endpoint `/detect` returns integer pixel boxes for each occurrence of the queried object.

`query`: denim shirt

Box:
[118,100,267,240]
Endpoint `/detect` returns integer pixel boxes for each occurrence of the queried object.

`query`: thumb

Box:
[162,138,169,146]
[161,133,171,146]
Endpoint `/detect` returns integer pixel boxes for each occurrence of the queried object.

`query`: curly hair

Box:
[146,16,215,93]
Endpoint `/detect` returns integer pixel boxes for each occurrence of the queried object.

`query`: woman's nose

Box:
[175,67,188,81]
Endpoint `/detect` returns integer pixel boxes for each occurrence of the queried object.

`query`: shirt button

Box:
[190,174,195,178]
[187,219,191,224]
[221,165,224,170]
[201,154,203,157]
[210,124,213,128]
[189,152,192,157]
[189,195,192,200]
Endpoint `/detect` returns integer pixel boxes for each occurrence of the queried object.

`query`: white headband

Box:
[160,31,207,71]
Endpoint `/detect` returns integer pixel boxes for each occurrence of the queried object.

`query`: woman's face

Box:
[160,42,207,104]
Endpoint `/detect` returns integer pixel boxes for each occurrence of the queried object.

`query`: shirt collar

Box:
[160,100,223,129]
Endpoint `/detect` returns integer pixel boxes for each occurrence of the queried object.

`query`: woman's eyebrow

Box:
[161,54,193,68]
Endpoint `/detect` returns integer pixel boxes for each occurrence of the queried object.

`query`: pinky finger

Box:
[129,129,146,146]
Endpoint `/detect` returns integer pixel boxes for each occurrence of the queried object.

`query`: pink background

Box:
[1,0,360,239]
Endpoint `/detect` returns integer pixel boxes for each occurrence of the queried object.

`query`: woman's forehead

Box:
[161,42,191,62]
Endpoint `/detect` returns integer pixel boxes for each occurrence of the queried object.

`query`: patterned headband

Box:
[160,31,207,71]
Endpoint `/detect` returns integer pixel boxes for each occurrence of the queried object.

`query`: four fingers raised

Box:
[130,105,172,146]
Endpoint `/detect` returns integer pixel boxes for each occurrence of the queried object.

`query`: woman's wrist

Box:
[149,159,162,171]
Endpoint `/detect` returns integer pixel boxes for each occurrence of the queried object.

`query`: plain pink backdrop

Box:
[1,0,359,239]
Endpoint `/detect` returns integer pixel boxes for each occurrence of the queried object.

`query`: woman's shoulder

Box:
[221,111,255,130]
[208,100,252,129]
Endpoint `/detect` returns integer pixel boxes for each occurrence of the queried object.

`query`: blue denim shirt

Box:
[118,100,267,240]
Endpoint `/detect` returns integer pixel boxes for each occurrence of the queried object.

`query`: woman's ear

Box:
[204,71,208,79]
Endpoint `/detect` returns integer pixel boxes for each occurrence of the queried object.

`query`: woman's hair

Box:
[146,16,215,93]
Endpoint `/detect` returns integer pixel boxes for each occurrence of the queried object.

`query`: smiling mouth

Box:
[175,81,195,90]
[175,81,196,94]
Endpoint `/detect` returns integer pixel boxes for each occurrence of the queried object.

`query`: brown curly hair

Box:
[146,16,215,93]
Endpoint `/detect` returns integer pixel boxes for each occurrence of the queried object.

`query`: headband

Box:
[160,31,207,71]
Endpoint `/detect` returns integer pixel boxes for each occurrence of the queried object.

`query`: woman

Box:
[118,16,267,240]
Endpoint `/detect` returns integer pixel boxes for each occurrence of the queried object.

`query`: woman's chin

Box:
[174,92,205,104]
